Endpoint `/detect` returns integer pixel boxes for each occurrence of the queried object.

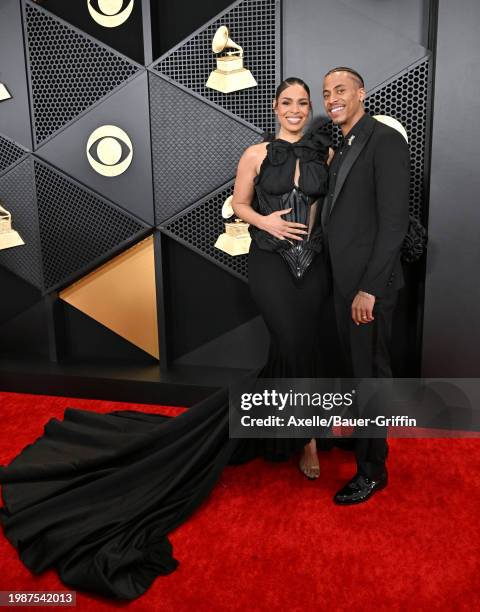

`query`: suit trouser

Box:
[326,259,398,479]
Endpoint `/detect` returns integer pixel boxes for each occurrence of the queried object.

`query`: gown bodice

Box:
[249,123,330,279]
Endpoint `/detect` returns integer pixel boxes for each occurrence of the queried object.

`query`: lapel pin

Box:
[347,134,355,146]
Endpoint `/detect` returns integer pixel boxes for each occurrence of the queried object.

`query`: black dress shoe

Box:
[333,471,388,505]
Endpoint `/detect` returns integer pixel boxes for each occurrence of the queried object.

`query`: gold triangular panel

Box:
[60,236,159,359]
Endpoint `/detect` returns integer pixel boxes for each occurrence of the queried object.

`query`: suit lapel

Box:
[328,115,376,217]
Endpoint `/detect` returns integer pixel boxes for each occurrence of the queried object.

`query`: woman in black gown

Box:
[232,77,331,471]
[0,78,331,601]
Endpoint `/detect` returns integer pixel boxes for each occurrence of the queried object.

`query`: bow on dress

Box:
[265,123,331,166]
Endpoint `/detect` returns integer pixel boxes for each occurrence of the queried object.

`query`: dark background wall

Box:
[283,0,433,376]
[422,0,480,375]
[151,0,233,58]
[2,0,475,383]
[283,0,429,113]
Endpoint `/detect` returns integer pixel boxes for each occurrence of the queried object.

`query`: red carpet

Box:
[0,391,479,611]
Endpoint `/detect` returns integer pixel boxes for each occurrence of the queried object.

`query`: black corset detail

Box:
[249,121,330,279]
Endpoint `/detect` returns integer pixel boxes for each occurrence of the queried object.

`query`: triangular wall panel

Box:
[161,180,248,281]
[283,0,428,113]
[0,0,34,149]
[32,0,145,64]
[150,73,261,224]
[365,59,430,222]
[152,0,278,133]
[24,0,141,147]
[35,72,154,224]
[0,134,29,179]
[60,236,159,359]
[0,266,42,325]
[0,157,44,290]
[33,159,149,292]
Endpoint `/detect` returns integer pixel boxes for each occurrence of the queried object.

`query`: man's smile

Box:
[329,105,345,115]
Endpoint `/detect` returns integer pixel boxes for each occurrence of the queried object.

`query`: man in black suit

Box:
[321,67,410,504]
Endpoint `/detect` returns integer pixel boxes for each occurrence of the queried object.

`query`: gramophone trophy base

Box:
[206,67,257,94]
[214,232,251,256]
[0,230,25,251]
[216,55,243,72]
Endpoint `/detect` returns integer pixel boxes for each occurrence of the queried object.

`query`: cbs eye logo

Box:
[86,125,133,177]
[87,0,134,28]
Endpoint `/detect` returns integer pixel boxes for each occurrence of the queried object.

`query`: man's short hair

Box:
[324,67,365,89]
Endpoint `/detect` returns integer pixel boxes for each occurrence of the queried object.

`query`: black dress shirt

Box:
[325,112,371,221]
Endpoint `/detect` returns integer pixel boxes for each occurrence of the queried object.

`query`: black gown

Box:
[0,125,331,600]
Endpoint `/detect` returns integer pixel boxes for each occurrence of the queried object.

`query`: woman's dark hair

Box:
[274,77,311,102]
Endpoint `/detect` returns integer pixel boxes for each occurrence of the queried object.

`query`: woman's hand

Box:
[258,208,308,242]
[231,145,307,242]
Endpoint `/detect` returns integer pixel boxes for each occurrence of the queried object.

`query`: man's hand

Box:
[351,291,376,325]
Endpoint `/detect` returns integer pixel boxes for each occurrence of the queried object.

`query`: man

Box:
[321,67,410,504]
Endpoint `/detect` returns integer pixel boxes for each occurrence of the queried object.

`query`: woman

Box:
[232,76,332,475]
[0,78,331,601]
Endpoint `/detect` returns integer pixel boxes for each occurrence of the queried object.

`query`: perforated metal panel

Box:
[0,134,28,177]
[0,157,43,289]
[33,160,149,292]
[366,59,429,221]
[150,73,262,224]
[152,0,278,133]
[162,181,249,280]
[326,58,430,221]
[24,0,140,146]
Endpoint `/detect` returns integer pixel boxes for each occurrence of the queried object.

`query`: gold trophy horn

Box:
[206,26,257,94]
[212,25,243,56]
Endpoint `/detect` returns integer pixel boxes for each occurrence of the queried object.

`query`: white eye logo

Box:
[86,125,133,177]
[87,0,134,28]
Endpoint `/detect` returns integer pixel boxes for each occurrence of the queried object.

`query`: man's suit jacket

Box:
[323,114,410,300]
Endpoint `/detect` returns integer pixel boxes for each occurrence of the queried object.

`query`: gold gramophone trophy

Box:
[206,26,257,94]
[0,201,25,251]
[214,195,251,255]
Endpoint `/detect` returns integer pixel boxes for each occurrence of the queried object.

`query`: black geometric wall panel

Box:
[283,0,428,110]
[0,299,50,359]
[161,181,248,281]
[340,0,427,47]
[0,265,43,326]
[0,157,44,290]
[34,0,145,64]
[24,0,141,147]
[36,71,155,224]
[326,58,430,222]
[0,0,34,149]
[150,73,262,224]
[33,159,149,292]
[0,134,29,178]
[152,0,235,58]
[152,0,278,133]
[366,59,430,222]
